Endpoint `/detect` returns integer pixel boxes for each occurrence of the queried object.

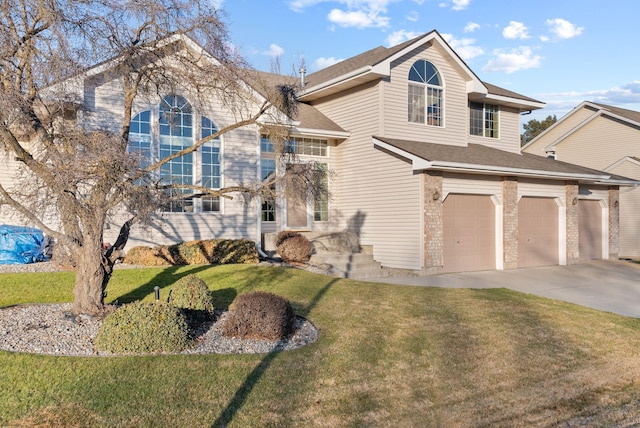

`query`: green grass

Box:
[2,264,640,426]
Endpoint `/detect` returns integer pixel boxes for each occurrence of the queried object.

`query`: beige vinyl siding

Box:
[468,106,522,154]
[383,44,468,146]
[518,179,566,200]
[608,160,640,257]
[556,117,640,170]
[523,107,596,157]
[312,81,423,270]
[443,173,502,196]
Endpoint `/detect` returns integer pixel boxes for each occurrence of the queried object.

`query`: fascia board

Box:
[483,93,546,110]
[604,156,640,172]
[299,66,375,98]
[290,127,350,139]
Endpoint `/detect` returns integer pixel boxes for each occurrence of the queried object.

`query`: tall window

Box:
[261,158,276,222]
[469,102,500,138]
[408,60,443,126]
[127,94,221,213]
[314,164,329,222]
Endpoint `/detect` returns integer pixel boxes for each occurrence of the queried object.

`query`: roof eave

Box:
[373,138,612,182]
[482,93,546,111]
[298,66,384,101]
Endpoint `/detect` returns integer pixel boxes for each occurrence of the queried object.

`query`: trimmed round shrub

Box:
[95,301,193,354]
[167,274,214,312]
[224,291,296,340]
[275,231,311,264]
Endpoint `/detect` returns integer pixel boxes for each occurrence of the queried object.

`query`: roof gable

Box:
[299,30,543,110]
[523,101,640,153]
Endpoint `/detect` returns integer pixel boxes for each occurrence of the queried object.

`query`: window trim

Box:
[128,94,223,214]
[408,59,444,127]
[469,101,500,139]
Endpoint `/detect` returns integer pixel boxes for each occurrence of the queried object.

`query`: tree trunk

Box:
[71,242,108,317]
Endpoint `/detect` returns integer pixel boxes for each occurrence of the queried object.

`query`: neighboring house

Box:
[523,101,640,258]
[0,31,634,274]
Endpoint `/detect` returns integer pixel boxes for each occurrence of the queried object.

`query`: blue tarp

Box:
[0,225,50,265]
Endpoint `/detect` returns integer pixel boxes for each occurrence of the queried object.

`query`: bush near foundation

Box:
[167,274,215,326]
[95,301,193,354]
[275,231,311,264]
[223,291,296,340]
[123,239,259,266]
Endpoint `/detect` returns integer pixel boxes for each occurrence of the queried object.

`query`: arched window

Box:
[127,94,221,213]
[408,60,443,126]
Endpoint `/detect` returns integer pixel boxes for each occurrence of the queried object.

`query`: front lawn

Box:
[2,264,640,426]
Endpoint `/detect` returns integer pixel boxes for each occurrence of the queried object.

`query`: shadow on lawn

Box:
[211,276,340,428]
[112,265,213,303]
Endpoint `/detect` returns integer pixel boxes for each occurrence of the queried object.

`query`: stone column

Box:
[609,186,620,260]
[503,176,518,270]
[423,171,443,275]
[565,180,579,264]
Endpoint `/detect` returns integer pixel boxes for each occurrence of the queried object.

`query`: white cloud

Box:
[452,0,471,10]
[545,18,584,39]
[503,21,530,39]
[464,22,480,33]
[209,0,224,8]
[539,35,550,42]
[313,56,344,70]
[328,8,390,28]
[482,46,543,74]
[262,44,285,58]
[406,11,419,22]
[385,29,422,46]
[442,33,484,60]
[287,0,323,12]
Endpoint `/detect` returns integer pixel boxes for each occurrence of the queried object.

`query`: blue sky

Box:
[217,0,640,125]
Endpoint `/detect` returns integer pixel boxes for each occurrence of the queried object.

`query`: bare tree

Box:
[0,0,317,316]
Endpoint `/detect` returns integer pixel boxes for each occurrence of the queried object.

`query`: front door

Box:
[285,164,310,229]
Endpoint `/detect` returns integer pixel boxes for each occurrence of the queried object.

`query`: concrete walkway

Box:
[370,260,640,317]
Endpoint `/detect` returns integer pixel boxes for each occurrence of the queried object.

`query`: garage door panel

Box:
[518,197,559,268]
[579,200,602,260]
[443,194,495,273]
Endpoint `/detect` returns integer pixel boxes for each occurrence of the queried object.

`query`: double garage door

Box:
[443,195,586,273]
[442,194,603,273]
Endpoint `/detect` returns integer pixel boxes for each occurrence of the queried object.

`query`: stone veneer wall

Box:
[503,176,518,270]
[565,181,579,264]
[608,186,620,259]
[423,171,443,275]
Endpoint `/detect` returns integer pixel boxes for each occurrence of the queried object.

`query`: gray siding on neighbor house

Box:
[523,107,595,156]
[556,116,640,171]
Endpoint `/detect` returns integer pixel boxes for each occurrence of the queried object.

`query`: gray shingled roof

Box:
[304,30,542,105]
[304,33,426,88]
[590,102,640,124]
[373,136,630,180]
[248,70,346,134]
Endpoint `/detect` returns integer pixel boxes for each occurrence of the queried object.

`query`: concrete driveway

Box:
[372,260,640,317]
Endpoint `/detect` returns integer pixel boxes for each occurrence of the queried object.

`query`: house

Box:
[0,31,634,274]
[523,101,640,259]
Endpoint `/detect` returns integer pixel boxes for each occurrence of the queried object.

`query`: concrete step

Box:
[310,252,387,279]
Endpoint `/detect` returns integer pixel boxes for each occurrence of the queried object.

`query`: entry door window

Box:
[285,164,310,229]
